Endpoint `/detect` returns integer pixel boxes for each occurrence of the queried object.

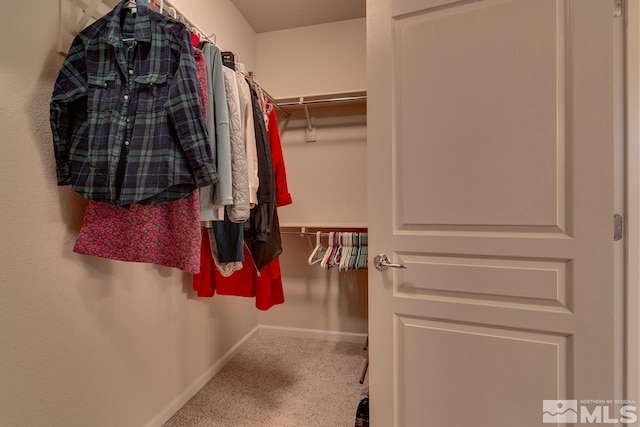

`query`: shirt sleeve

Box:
[165,26,218,188]
[50,35,88,186]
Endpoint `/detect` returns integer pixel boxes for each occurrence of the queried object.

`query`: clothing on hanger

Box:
[51,0,222,272]
[199,42,233,222]
[193,229,284,310]
[244,84,275,245]
[53,0,296,298]
[193,89,292,308]
[222,65,250,222]
[74,190,202,273]
[50,0,217,206]
[235,64,259,207]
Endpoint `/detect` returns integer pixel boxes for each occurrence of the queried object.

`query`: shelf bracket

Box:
[301,98,316,142]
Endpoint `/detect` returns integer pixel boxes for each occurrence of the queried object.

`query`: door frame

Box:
[626,0,640,411]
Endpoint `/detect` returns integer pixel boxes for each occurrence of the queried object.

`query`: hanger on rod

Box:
[281,228,368,270]
[307,232,326,266]
[124,0,137,12]
[321,232,335,269]
[246,72,292,118]
[222,51,235,63]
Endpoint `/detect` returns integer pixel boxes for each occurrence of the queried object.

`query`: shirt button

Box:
[124,95,129,100]
[128,70,134,75]
[124,140,130,146]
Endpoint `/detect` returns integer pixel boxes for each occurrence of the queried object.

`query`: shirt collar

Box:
[103,0,152,46]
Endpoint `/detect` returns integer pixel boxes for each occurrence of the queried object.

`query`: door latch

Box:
[374,254,407,271]
[614,214,623,241]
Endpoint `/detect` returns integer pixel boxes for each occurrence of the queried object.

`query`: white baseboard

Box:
[258,325,367,343]
[143,325,260,427]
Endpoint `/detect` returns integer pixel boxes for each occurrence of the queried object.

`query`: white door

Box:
[367,0,618,426]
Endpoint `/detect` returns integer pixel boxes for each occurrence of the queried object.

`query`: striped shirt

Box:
[50,0,217,205]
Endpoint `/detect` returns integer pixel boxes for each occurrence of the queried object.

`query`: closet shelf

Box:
[274,91,367,142]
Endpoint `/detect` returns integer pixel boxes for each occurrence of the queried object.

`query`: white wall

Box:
[257,18,367,98]
[0,1,258,426]
[257,18,368,228]
[256,19,369,336]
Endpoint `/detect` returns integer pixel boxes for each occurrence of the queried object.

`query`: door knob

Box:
[374,254,407,271]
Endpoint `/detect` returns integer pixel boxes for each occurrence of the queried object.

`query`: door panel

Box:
[396,318,568,426]
[397,254,571,310]
[395,0,564,229]
[367,0,617,425]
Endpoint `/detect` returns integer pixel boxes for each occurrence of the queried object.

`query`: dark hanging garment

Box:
[241,84,283,269]
[245,209,283,271]
[250,86,274,206]
[244,84,275,244]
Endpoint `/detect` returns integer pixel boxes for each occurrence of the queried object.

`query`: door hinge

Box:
[614,214,624,241]
[614,0,623,18]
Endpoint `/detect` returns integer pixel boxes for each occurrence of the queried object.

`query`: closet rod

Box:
[277,95,367,108]
[282,232,331,237]
[281,231,368,237]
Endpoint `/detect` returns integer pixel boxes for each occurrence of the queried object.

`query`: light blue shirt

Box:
[200,42,233,221]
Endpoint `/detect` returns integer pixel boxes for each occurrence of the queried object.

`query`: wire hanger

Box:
[339,232,352,271]
[330,232,343,269]
[321,232,335,269]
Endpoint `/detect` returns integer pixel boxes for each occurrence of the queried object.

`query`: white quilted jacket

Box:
[222,66,250,222]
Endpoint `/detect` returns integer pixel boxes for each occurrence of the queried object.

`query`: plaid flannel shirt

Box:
[50,0,217,205]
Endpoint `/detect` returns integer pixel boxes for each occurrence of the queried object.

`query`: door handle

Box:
[374,254,407,271]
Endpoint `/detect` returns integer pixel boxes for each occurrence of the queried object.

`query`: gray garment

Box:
[199,43,233,221]
[223,66,250,222]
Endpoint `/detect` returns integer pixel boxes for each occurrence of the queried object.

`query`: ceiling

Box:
[229,0,366,33]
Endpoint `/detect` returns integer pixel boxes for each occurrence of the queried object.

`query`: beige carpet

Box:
[164,334,369,427]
